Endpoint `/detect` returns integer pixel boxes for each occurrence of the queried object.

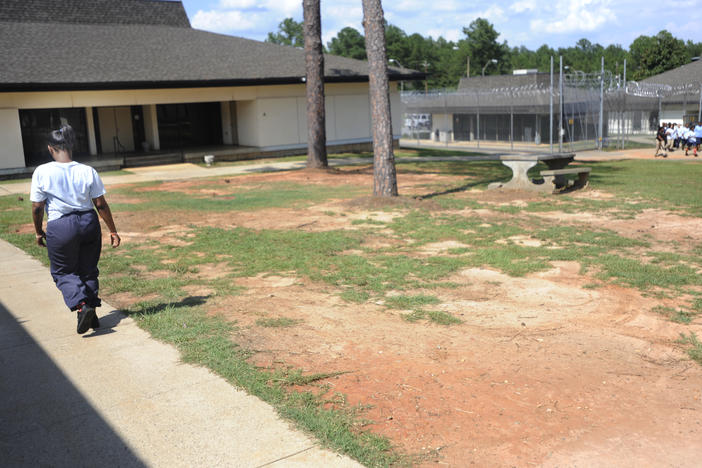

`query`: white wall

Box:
[235,100,259,147]
[235,85,379,149]
[97,107,134,153]
[660,109,684,125]
[333,94,371,141]
[0,109,25,170]
[258,97,301,147]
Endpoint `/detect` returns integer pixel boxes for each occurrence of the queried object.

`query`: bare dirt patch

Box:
[108,168,702,466]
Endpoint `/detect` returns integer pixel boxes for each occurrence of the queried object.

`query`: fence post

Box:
[550,56,554,153]
[559,56,563,153]
[444,92,449,148]
[623,59,627,148]
[599,56,604,151]
[476,90,480,149]
[510,90,514,151]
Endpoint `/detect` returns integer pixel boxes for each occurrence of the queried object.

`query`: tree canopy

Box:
[266,18,304,48]
[327,27,366,60]
[267,17,701,90]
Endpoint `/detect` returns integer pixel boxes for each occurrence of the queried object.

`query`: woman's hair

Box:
[47,124,76,152]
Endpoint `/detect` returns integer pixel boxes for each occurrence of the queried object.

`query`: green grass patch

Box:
[384,294,441,310]
[109,180,364,212]
[590,254,699,291]
[652,305,693,324]
[256,317,301,328]
[588,160,702,216]
[340,289,371,303]
[677,332,702,365]
[401,308,462,325]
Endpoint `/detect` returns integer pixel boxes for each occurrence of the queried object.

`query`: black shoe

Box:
[91,313,100,330]
[77,304,96,334]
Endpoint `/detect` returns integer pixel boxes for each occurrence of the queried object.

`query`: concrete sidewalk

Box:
[0,239,361,467]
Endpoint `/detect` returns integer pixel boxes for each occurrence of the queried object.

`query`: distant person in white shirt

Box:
[30,124,121,334]
[665,124,675,151]
[683,124,697,157]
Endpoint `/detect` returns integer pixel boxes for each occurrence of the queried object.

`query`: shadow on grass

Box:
[125,295,210,316]
[417,180,491,200]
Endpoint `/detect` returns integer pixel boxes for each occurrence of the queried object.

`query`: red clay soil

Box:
[106,167,702,466]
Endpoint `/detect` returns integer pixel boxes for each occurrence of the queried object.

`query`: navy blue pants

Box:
[46,210,102,311]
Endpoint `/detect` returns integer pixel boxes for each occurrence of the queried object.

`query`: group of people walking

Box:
[655,121,702,157]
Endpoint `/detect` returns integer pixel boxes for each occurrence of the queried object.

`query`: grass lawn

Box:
[2,156,701,466]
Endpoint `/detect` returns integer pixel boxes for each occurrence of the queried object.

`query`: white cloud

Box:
[510,0,537,13]
[217,0,257,8]
[425,28,461,41]
[191,10,257,32]
[477,5,505,22]
[183,0,702,50]
[530,0,615,34]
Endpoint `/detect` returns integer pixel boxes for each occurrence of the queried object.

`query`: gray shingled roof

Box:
[641,59,702,87]
[0,1,421,91]
[0,0,190,28]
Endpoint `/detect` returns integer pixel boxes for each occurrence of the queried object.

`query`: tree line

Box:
[267,17,702,90]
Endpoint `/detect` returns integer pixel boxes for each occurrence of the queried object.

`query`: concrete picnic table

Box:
[488,152,589,192]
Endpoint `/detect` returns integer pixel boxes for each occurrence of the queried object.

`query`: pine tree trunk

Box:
[303,0,328,168]
[362,0,398,196]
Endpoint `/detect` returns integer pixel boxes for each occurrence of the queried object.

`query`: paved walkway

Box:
[0,242,361,466]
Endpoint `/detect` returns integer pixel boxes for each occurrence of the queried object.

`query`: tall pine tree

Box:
[362,0,398,196]
[303,0,328,168]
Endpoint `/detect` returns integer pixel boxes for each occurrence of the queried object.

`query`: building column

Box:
[143,104,160,151]
[221,101,234,145]
[85,107,98,156]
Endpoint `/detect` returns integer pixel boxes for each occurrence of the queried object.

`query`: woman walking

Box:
[30,125,121,334]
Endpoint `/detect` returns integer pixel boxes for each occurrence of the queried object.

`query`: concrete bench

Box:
[538,167,591,192]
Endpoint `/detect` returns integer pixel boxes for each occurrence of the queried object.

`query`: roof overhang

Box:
[0,73,425,93]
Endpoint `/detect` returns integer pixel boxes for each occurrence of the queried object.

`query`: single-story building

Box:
[641,58,702,126]
[402,61,702,149]
[0,0,420,177]
[402,71,606,146]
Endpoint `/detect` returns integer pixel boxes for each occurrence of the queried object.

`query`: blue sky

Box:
[180,1,702,51]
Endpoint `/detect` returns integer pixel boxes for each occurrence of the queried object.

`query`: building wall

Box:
[0,108,25,170]
[0,81,404,169]
[660,109,684,126]
[235,100,259,147]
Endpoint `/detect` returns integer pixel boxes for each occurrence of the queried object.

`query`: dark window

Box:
[156,102,222,150]
[19,108,89,167]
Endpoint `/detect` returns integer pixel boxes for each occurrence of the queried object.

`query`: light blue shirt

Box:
[30,161,106,222]
[695,125,702,138]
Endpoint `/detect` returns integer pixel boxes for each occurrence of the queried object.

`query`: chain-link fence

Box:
[401,70,702,153]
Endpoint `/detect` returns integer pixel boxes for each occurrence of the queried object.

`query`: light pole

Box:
[388,59,404,92]
[481,58,498,76]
